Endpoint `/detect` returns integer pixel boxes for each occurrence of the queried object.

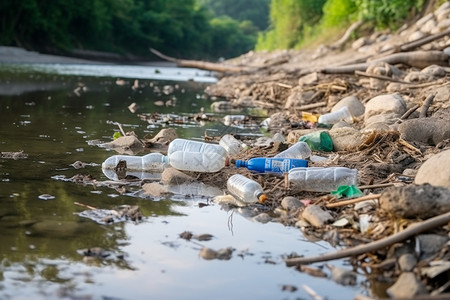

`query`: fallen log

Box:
[149,48,251,73]
[321,50,449,74]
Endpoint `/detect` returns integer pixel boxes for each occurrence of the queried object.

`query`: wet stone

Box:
[302,205,333,227]
[329,127,363,151]
[415,149,450,187]
[379,184,450,219]
[161,167,194,185]
[416,234,449,260]
[281,196,304,211]
[387,272,428,298]
[364,94,406,125]
[253,213,272,224]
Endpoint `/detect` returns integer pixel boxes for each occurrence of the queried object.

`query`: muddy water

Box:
[0,64,366,300]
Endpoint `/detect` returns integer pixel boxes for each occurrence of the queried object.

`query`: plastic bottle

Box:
[299,131,334,152]
[168,138,228,157]
[102,168,162,181]
[165,150,228,172]
[223,115,246,126]
[236,157,308,174]
[318,106,354,125]
[288,167,358,192]
[102,152,168,171]
[227,174,267,203]
[274,141,311,159]
[219,134,248,156]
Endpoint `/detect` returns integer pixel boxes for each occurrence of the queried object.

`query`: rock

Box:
[199,247,233,260]
[421,18,437,34]
[253,213,272,223]
[352,37,370,50]
[421,65,447,78]
[329,265,357,286]
[142,182,168,197]
[365,113,400,127]
[211,101,233,112]
[302,205,333,227]
[148,128,177,144]
[398,253,417,272]
[364,94,406,125]
[398,118,450,146]
[285,88,315,109]
[329,127,363,151]
[404,71,432,83]
[281,196,304,211]
[331,95,365,117]
[408,31,427,42]
[416,234,449,260]
[379,184,450,219]
[102,135,144,154]
[298,72,318,86]
[161,167,194,185]
[387,272,428,298]
[415,149,450,187]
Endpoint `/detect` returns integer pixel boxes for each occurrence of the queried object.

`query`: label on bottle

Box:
[265,158,307,174]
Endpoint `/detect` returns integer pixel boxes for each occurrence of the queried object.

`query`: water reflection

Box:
[0,65,367,299]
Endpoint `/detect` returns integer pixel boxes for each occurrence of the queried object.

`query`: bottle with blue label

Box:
[235,157,308,175]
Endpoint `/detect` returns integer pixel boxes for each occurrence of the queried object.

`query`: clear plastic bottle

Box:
[165,150,228,172]
[318,106,354,125]
[236,157,308,174]
[102,152,168,171]
[274,141,311,159]
[223,115,246,126]
[168,138,228,157]
[288,167,358,192]
[219,134,248,156]
[227,174,267,203]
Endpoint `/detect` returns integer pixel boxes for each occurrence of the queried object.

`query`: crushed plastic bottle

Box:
[227,174,267,203]
[219,134,248,156]
[274,141,311,159]
[165,150,228,173]
[236,157,308,174]
[168,138,227,157]
[102,152,168,171]
[299,131,334,152]
[288,167,358,192]
[318,106,354,125]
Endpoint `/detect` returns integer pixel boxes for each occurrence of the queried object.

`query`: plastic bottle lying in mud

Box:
[274,141,311,159]
[236,157,308,174]
[288,167,358,192]
[168,138,228,157]
[219,134,248,156]
[318,106,354,125]
[227,174,267,203]
[164,150,228,173]
[299,131,334,152]
[102,152,168,171]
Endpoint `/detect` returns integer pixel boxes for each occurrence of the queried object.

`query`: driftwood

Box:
[321,50,449,74]
[149,48,250,73]
[330,20,364,50]
[285,210,450,266]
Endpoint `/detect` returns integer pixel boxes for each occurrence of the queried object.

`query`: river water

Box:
[0,63,368,299]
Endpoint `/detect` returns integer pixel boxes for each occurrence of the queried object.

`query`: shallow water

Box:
[0,63,369,299]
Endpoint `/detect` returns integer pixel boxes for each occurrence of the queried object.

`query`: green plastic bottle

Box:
[299,131,334,152]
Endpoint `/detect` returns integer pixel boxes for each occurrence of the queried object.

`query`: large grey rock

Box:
[364,94,406,125]
[329,127,364,151]
[380,184,450,218]
[398,118,450,146]
[415,149,450,187]
[331,95,365,117]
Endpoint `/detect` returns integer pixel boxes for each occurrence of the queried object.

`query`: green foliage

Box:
[320,0,358,27]
[113,131,123,140]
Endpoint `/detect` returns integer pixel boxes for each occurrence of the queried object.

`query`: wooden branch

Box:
[330,20,364,50]
[321,51,449,74]
[149,48,250,73]
[326,194,381,208]
[420,94,435,118]
[354,70,410,84]
[285,210,450,266]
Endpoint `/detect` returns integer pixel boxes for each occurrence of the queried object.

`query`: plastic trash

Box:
[165,150,228,173]
[102,152,168,171]
[102,168,162,181]
[299,131,334,152]
[288,167,358,192]
[318,106,354,125]
[223,115,246,126]
[219,134,248,156]
[274,141,311,159]
[331,185,363,198]
[168,138,228,157]
[236,157,308,174]
[227,174,267,203]
[300,112,320,123]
